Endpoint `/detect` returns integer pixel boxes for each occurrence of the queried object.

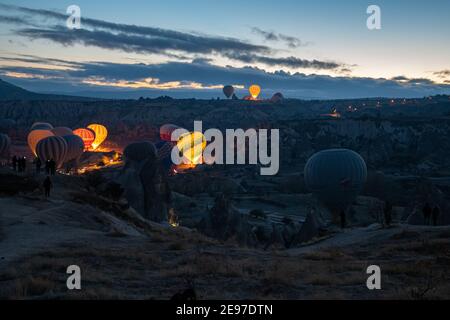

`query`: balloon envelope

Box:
[223,85,234,98]
[176,131,206,165]
[304,149,367,211]
[249,85,261,99]
[28,129,54,156]
[87,124,108,150]
[52,127,73,137]
[0,133,11,157]
[36,136,68,168]
[271,92,284,103]
[31,122,53,131]
[73,128,96,150]
[62,134,85,162]
[124,141,157,163]
[160,124,180,142]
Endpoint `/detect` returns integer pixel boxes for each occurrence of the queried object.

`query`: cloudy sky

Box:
[0,0,449,99]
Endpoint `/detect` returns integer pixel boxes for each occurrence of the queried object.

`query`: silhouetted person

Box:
[35,157,42,174]
[423,203,432,225]
[43,176,52,198]
[12,155,17,171]
[384,201,393,227]
[340,210,346,229]
[49,159,56,175]
[432,206,440,226]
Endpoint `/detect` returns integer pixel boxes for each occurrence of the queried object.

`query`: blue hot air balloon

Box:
[304,149,367,211]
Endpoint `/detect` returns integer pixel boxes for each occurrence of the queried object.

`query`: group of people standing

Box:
[422,203,441,226]
[11,155,27,172]
[33,158,57,175]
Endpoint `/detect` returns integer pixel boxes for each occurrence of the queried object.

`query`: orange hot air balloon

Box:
[249,85,261,99]
[28,129,55,156]
[176,131,206,165]
[87,124,108,150]
[160,124,180,142]
[73,128,96,150]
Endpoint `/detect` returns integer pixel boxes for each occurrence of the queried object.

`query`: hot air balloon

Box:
[31,122,53,131]
[223,85,235,99]
[27,130,55,156]
[249,85,261,100]
[160,124,180,142]
[176,131,206,164]
[62,135,85,162]
[123,141,157,163]
[271,92,284,103]
[73,128,96,150]
[304,149,367,213]
[36,136,68,169]
[87,124,108,150]
[0,133,11,158]
[52,127,73,137]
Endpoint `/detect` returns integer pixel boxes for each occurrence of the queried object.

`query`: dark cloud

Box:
[1,58,449,99]
[251,27,311,48]
[433,70,450,78]
[0,3,341,71]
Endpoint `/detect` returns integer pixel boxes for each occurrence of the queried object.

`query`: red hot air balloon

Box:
[36,136,68,169]
[73,128,96,150]
[160,124,180,142]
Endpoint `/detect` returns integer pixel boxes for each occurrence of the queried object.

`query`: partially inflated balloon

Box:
[73,128,96,150]
[36,136,68,168]
[176,131,206,165]
[62,135,85,162]
[249,85,261,99]
[87,124,108,150]
[0,133,11,157]
[28,129,54,156]
[223,85,235,99]
[160,124,180,142]
[52,127,73,137]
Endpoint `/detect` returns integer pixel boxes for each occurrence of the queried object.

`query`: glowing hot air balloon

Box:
[52,127,73,137]
[223,85,235,99]
[160,124,180,142]
[87,124,108,150]
[73,128,96,150]
[0,133,11,158]
[36,136,68,169]
[176,131,206,165]
[28,130,55,156]
[249,85,261,100]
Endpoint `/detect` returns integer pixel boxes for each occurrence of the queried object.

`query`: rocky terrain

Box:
[1,94,450,299]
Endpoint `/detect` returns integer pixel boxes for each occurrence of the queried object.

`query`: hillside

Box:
[0,79,101,101]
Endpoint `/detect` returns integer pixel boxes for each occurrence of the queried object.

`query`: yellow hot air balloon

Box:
[176,131,206,165]
[27,129,54,156]
[249,85,261,99]
[87,124,108,150]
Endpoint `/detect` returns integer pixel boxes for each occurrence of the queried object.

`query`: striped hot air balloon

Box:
[176,131,206,165]
[73,128,96,150]
[87,124,108,150]
[62,134,85,162]
[36,136,68,169]
[27,129,55,156]
[0,133,11,158]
